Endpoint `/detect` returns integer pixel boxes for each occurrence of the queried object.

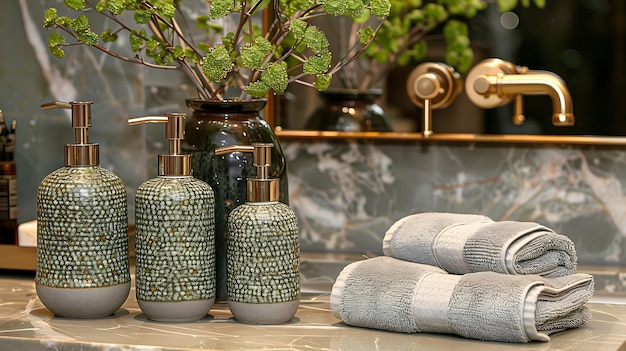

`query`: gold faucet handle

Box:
[406,62,462,137]
[464,58,519,109]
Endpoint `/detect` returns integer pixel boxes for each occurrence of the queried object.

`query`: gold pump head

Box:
[215,143,278,202]
[41,101,99,167]
[128,113,191,176]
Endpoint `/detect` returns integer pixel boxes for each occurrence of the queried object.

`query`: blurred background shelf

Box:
[0,244,36,271]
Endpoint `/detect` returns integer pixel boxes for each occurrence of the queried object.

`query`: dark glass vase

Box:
[182,99,288,302]
[304,89,393,132]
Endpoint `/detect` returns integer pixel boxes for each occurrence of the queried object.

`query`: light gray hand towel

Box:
[382,212,577,277]
[330,256,593,343]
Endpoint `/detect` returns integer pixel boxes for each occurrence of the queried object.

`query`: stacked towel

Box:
[382,212,577,277]
[330,256,593,343]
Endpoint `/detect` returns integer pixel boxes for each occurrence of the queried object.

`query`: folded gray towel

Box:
[330,256,593,343]
[382,212,577,277]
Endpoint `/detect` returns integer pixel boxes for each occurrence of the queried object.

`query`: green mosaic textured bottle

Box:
[36,101,130,318]
[216,143,300,324]
[129,113,215,322]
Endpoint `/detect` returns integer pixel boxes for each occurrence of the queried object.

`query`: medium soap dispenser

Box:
[37,101,130,318]
[215,143,300,324]
[129,113,216,322]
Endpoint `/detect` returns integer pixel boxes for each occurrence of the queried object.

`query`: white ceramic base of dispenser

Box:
[229,299,299,324]
[138,299,215,322]
[36,282,130,318]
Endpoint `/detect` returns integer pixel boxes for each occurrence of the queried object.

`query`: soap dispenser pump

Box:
[129,113,216,322]
[215,143,300,324]
[37,101,130,318]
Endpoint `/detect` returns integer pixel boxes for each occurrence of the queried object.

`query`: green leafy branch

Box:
[43,0,390,101]
[338,0,545,90]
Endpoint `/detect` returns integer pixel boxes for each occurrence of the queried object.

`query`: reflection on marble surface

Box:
[1,258,626,351]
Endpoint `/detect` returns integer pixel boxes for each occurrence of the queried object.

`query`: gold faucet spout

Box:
[466,59,575,126]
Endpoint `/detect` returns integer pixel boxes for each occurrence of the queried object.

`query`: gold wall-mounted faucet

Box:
[465,58,574,126]
[406,62,463,137]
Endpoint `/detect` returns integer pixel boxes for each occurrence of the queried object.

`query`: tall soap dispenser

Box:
[37,101,130,318]
[129,113,216,322]
[215,143,300,324]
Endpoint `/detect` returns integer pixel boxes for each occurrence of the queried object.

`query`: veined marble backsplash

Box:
[2,1,625,272]
[283,140,626,268]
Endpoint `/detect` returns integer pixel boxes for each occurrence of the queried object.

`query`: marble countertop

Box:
[1,257,626,350]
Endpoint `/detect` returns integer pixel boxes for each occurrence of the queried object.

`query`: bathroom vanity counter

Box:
[1,267,626,351]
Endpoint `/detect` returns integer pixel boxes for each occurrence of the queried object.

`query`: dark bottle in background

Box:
[0,111,17,245]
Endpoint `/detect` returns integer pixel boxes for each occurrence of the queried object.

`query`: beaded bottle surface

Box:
[182,99,289,302]
[36,165,129,318]
[227,201,300,324]
[135,176,216,322]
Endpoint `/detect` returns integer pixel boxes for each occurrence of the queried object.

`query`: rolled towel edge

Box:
[330,257,364,320]
[382,214,416,256]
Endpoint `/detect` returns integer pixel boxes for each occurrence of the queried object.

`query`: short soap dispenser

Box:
[129,113,216,322]
[37,101,130,318]
[215,143,300,324]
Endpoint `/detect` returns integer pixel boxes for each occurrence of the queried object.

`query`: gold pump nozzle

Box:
[215,143,278,202]
[41,101,99,166]
[128,113,190,176]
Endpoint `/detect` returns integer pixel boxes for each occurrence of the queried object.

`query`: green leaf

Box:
[95,1,107,12]
[157,2,176,19]
[221,32,236,52]
[210,0,241,19]
[173,46,185,60]
[346,0,365,18]
[107,0,127,15]
[357,26,375,46]
[497,0,519,12]
[411,40,427,60]
[70,15,98,45]
[424,3,448,22]
[56,16,73,27]
[352,10,370,24]
[134,9,154,24]
[444,20,469,41]
[197,42,210,53]
[315,74,332,91]
[145,37,162,57]
[289,20,307,41]
[457,47,474,73]
[304,26,329,55]
[201,45,234,82]
[322,0,348,16]
[406,9,424,23]
[260,62,288,94]
[184,48,200,63]
[78,30,99,46]
[70,15,89,32]
[370,0,391,17]
[241,36,272,70]
[245,81,269,97]
[303,53,331,74]
[48,32,66,58]
[43,8,58,28]
[101,29,118,42]
[64,0,86,11]
[129,30,145,52]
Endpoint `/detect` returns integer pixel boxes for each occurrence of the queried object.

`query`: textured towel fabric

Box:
[330,257,593,343]
[382,212,577,277]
